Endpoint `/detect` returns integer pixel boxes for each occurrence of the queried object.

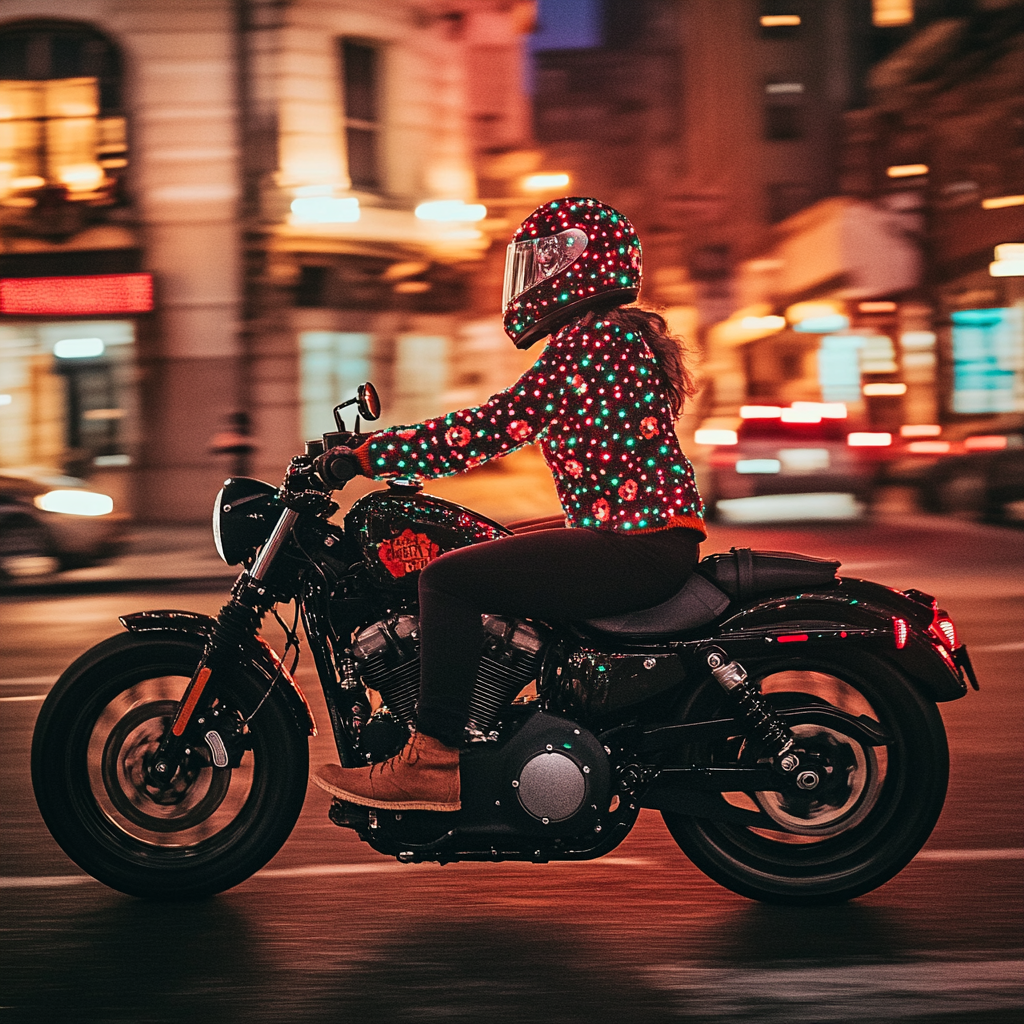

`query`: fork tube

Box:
[251,508,300,580]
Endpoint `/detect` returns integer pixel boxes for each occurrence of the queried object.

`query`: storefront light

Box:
[414,200,487,222]
[862,382,907,396]
[981,195,1024,210]
[523,173,570,191]
[290,196,360,224]
[886,164,929,178]
[54,337,105,359]
[989,243,1024,278]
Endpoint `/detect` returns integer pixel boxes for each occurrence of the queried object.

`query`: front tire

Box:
[31,631,308,898]
[662,649,949,905]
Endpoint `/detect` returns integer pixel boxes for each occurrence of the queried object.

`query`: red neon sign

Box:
[0,274,154,315]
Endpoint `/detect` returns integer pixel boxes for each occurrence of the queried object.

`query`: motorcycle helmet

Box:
[502,197,642,349]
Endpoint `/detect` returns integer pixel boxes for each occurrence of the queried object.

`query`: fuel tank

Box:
[344,482,510,592]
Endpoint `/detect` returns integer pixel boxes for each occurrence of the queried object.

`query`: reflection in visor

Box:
[502,228,589,308]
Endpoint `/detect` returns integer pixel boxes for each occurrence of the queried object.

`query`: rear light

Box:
[964,435,1007,451]
[893,617,909,649]
[931,611,958,651]
[848,432,893,447]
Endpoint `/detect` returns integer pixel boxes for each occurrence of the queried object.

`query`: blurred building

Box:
[0,1,533,521]
[701,0,1024,431]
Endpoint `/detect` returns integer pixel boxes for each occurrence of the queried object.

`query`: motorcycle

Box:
[31,383,979,905]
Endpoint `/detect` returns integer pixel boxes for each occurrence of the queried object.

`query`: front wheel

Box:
[31,632,309,898]
[662,649,949,905]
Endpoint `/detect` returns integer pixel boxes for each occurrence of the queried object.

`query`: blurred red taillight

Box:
[931,612,958,651]
[893,617,909,649]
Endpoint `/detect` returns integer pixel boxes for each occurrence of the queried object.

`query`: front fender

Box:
[708,579,967,702]
[119,610,317,736]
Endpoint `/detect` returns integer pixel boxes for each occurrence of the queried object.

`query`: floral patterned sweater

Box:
[354,317,706,537]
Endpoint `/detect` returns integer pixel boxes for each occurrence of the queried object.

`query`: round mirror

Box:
[357,382,381,421]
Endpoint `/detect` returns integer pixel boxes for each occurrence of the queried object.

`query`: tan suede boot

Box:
[312,730,461,811]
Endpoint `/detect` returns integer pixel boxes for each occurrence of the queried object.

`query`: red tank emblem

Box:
[377,529,440,577]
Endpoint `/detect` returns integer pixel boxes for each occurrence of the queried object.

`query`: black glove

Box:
[315,446,361,489]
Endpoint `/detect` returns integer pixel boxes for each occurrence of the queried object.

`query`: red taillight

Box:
[893,618,909,649]
[931,612,958,650]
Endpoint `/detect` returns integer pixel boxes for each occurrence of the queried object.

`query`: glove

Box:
[315,446,362,489]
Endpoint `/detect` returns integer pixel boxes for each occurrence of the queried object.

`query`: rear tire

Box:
[662,649,949,905]
[31,631,308,898]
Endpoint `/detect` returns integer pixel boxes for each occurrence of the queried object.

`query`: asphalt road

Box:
[2,513,1022,1023]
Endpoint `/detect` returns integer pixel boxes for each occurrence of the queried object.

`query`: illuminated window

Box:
[0,23,125,215]
[340,40,382,191]
[951,308,1024,414]
[872,1,914,28]
[300,332,373,439]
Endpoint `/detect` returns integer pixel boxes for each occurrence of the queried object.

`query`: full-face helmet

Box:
[502,197,642,349]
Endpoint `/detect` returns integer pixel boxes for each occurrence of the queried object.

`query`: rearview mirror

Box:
[357,382,381,421]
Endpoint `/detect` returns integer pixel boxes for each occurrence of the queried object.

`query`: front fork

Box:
[148,510,300,786]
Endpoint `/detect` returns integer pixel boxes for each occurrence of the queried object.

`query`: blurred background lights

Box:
[886,163,929,178]
[989,243,1024,277]
[787,301,849,333]
[694,428,738,446]
[54,337,104,359]
[848,432,893,446]
[0,393,11,405]
[522,173,570,191]
[414,200,487,222]
[900,424,942,437]
[740,405,783,419]
[908,440,951,454]
[862,382,908,396]
[759,15,801,27]
[872,0,914,28]
[33,490,114,516]
[290,196,360,224]
[858,300,897,313]
[739,315,786,330]
[981,195,1024,210]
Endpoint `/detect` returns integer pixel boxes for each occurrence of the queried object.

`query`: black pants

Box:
[415,527,701,745]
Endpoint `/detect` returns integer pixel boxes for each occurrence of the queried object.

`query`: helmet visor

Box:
[502,228,589,309]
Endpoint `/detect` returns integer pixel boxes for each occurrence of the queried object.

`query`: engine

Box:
[350,613,545,750]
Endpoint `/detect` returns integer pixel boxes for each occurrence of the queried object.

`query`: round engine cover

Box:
[517,752,587,822]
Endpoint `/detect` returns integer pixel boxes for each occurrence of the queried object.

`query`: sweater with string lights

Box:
[354,316,706,537]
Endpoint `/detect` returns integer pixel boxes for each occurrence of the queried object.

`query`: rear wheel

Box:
[662,649,949,905]
[31,632,309,898]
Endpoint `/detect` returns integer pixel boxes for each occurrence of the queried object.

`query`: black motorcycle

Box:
[31,383,979,904]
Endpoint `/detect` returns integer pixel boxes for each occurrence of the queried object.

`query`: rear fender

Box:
[708,579,967,702]
[119,610,317,736]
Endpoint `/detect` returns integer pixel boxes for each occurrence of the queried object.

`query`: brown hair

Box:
[586,305,698,419]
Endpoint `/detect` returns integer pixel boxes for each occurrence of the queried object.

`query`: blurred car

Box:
[0,469,127,579]
[879,415,1024,523]
[695,403,884,522]
[917,426,1024,523]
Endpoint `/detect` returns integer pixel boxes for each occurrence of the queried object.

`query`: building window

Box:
[340,39,381,191]
[764,82,804,141]
[0,22,126,230]
[299,332,373,440]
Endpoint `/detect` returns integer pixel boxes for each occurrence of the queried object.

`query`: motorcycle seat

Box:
[582,572,730,636]
[581,548,841,637]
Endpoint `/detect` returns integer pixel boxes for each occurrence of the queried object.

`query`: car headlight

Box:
[33,490,114,516]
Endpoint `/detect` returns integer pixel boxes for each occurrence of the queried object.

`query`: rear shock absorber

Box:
[704,646,796,764]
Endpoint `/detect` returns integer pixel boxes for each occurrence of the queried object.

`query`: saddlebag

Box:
[697,547,840,601]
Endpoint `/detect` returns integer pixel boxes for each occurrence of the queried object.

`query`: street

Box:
[2,512,1022,1023]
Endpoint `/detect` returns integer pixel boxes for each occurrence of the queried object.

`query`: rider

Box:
[312,197,706,811]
